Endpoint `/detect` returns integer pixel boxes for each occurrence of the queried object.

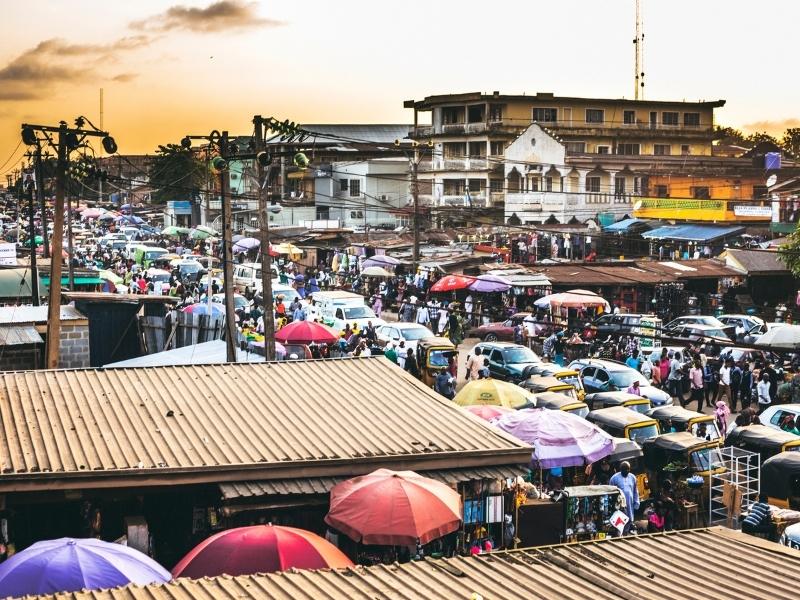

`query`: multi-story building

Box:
[406,91,725,223]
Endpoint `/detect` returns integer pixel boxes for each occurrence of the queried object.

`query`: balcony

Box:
[633,197,772,222]
[428,157,491,171]
[584,192,635,205]
[437,194,488,208]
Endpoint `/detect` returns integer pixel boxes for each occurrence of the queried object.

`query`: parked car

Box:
[568,358,672,406]
[472,342,541,383]
[466,312,529,342]
[664,324,731,344]
[211,293,251,313]
[718,314,766,338]
[664,315,735,339]
[759,405,800,435]
[592,313,650,339]
[375,323,433,354]
[713,347,780,369]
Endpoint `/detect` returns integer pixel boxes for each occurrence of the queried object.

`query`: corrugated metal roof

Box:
[21,528,800,600]
[220,465,528,500]
[642,224,745,242]
[602,217,651,232]
[0,325,43,346]
[722,248,789,274]
[0,358,530,490]
[266,125,412,146]
[0,305,85,324]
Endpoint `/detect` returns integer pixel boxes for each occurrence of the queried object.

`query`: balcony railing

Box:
[437,194,488,208]
[535,119,713,133]
[584,192,635,205]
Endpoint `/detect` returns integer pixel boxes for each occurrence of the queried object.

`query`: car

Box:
[642,345,687,365]
[466,312,530,342]
[714,347,779,368]
[664,315,735,339]
[754,405,800,435]
[664,324,731,344]
[211,293,251,312]
[472,342,541,383]
[375,323,433,354]
[718,314,766,338]
[568,358,672,406]
[592,313,650,339]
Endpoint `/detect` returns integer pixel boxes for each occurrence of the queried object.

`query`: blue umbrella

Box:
[183,302,224,316]
[0,538,170,596]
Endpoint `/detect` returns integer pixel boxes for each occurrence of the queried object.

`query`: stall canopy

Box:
[534,289,610,311]
[642,224,745,243]
[603,218,652,234]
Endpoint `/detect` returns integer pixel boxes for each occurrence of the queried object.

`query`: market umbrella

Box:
[98,270,123,285]
[273,242,301,256]
[361,265,393,278]
[275,320,339,344]
[120,203,132,210]
[462,404,514,421]
[468,273,511,293]
[755,324,800,351]
[232,234,245,242]
[534,289,609,311]
[162,225,191,237]
[454,378,536,409]
[190,225,218,240]
[0,537,170,597]
[98,212,117,221]
[81,208,104,219]
[183,302,224,316]
[249,339,287,357]
[233,237,260,253]
[363,255,400,268]
[430,274,472,293]
[172,525,353,579]
[325,469,462,546]
[492,408,614,468]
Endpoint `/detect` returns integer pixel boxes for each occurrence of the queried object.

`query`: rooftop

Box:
[265,124,412,146]
[25,528,799,600]
[0,304,85,324]
[0,358,531,491]
[720,248,789,275]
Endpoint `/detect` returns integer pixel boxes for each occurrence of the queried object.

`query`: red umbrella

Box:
[463,404,513,421]
[430,275,471,293]
[325,468,462,546]
[171,525,353,578]
[275,320,339,344]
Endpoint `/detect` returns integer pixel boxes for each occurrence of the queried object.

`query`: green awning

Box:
[0,268,42,299]
[41,277,105,286]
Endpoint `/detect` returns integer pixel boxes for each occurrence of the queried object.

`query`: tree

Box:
[713,125,747,147]
[781,128,800,158]
[148,144,208,204]
[779,227,800,277]
[746,131,779,147]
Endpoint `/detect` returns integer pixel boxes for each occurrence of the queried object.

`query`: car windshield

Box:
[628,424,659,444]
[691,421,721,441]
[691,446,725,471]
[609,369,647,388]
[504,347,539,363]
[631,403,651,414]
[180,263,202,273]
[343,306,375,320]
[558,374,582,389]
[401,326,431,341]
[569,406,590,419]
[145,250,166,260]
[428,350,451,368]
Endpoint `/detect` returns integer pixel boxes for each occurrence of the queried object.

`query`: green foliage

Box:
[779,225,800,277]
[148,144,208,204]
[714,126,747,147]
[781,128,800,158]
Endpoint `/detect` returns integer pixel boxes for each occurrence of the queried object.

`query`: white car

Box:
[759,405,800,434]
[376,323,433,354]
[211,293,251,312]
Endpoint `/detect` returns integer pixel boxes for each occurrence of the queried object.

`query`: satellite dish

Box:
[766,174,778,187]
[633,200,643,211]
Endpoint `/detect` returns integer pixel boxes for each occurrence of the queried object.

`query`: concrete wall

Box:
[58,322,90,369]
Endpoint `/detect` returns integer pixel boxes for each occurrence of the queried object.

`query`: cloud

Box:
[0,37,150,101]
[742,118,800,136]
[131,0,282,33]
[111,73,139,83]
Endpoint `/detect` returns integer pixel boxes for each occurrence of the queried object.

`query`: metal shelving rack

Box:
[710,447,760,527]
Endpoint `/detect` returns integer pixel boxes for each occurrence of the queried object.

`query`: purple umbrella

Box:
[492,408,613,468]
[0,537,170,596]
[363,255,400,269]
[468,273,511,293]
[233,237,260,254]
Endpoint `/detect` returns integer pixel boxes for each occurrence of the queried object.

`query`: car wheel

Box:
[484,333,498,342]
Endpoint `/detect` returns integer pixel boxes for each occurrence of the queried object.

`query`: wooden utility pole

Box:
[253,116,276,361]
[411,145,420,273]
[34,148,49,259]
[25,161,40,306]
[219,131,239,363]
[46,124,67,369]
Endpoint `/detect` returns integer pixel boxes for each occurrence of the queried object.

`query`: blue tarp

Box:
[603,218,651,233]
[642,224,746,243]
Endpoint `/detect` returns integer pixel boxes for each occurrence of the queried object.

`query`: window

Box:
[350,210,363,219]
[467,104,485,123]
[533,108,558,122]
[654,144,671,156]
[489,104,503,121]
[662,112,679,126]
[585,109,604,123]
[349,179,361,197]
[615,177,626,195]
[490,141,505,156]
[468,141,487,157]
[529,177,539,192]
[684,112,700,126]
[681,145,691,155]
[442,107,464,124]
[489,179,503,192]
[616,143,641,155]
[586,176,601,193]
[565,141,586,153]
[443,142,466,158]
[623,110,636,124]
[596,145,610,154]
[339,179,348,192]
[545,177,553,192]
[692,186,710,199]
[490,349,504,363]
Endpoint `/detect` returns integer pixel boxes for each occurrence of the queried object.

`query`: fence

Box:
[140,311,226,355]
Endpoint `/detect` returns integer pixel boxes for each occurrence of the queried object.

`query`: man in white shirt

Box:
[757,373,772,413]
[718,361,732,405]
[415,302,430,329]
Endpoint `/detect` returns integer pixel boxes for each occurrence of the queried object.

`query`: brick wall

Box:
[58,323,90,369]
[0,346,40,371]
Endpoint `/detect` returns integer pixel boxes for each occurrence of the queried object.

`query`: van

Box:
[309,291,384,331]
[233,262,279,293]
[134,246,169,268]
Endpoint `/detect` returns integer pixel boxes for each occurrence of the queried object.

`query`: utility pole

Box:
[411,149,420,273]
[24,164,40,306]
[633,0,645,100]
[34,148,49,259]
[253,115,277,361]
[219,131,238,363]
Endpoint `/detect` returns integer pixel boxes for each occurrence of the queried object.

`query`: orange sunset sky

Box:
[1,0,799,169]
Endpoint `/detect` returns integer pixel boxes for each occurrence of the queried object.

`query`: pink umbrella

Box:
[467,273,511,293]
[463,405,513,421]
[430,275,471,293]
[492,408,613,468]
[81,208,104,219]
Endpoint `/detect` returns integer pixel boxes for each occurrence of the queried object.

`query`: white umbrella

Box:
[756,324,800,350]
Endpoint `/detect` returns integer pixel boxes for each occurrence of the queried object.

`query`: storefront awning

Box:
[219,465,528,501]
[602,217,651,233]
[642,224,745,243]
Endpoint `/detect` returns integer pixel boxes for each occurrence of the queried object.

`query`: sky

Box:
[1,0,799,171]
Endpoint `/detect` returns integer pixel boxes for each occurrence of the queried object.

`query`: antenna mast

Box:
[634,0,645,99]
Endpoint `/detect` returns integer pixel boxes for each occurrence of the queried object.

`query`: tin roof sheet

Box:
[0,325,43,346]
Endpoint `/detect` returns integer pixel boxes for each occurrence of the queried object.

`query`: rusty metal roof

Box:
[220,465,528,500]
[20,528,800,600]
[0,358,531,491]
[0,325,43,346]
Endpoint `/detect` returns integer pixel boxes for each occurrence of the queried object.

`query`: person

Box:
[479,357,491,379]
[780,413,800,435]
[434,369,456,400]
[626,380,642,396]
[383,342,398,365]
[667,352,684,404]
[363,321,377,344]
[717,358,732,407]
[415,300,431,329]
[647,505,666,533]
[437,305,449,336]
[715,400,731,437]
[587,457,613,485]
[372,295,383,318]
[404,348,420,378]
[640,356,653,383]
[740,362,754,410]
[757,373,772,414]
[448,310,463,346]
[396,341,407,369]
[742,494,775,538]
[651,358,662,388]
[466,347,483,381]
[689,359,704,411]
[609,461,639,535]
[625,349,642,372]
[730,359,743,413]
